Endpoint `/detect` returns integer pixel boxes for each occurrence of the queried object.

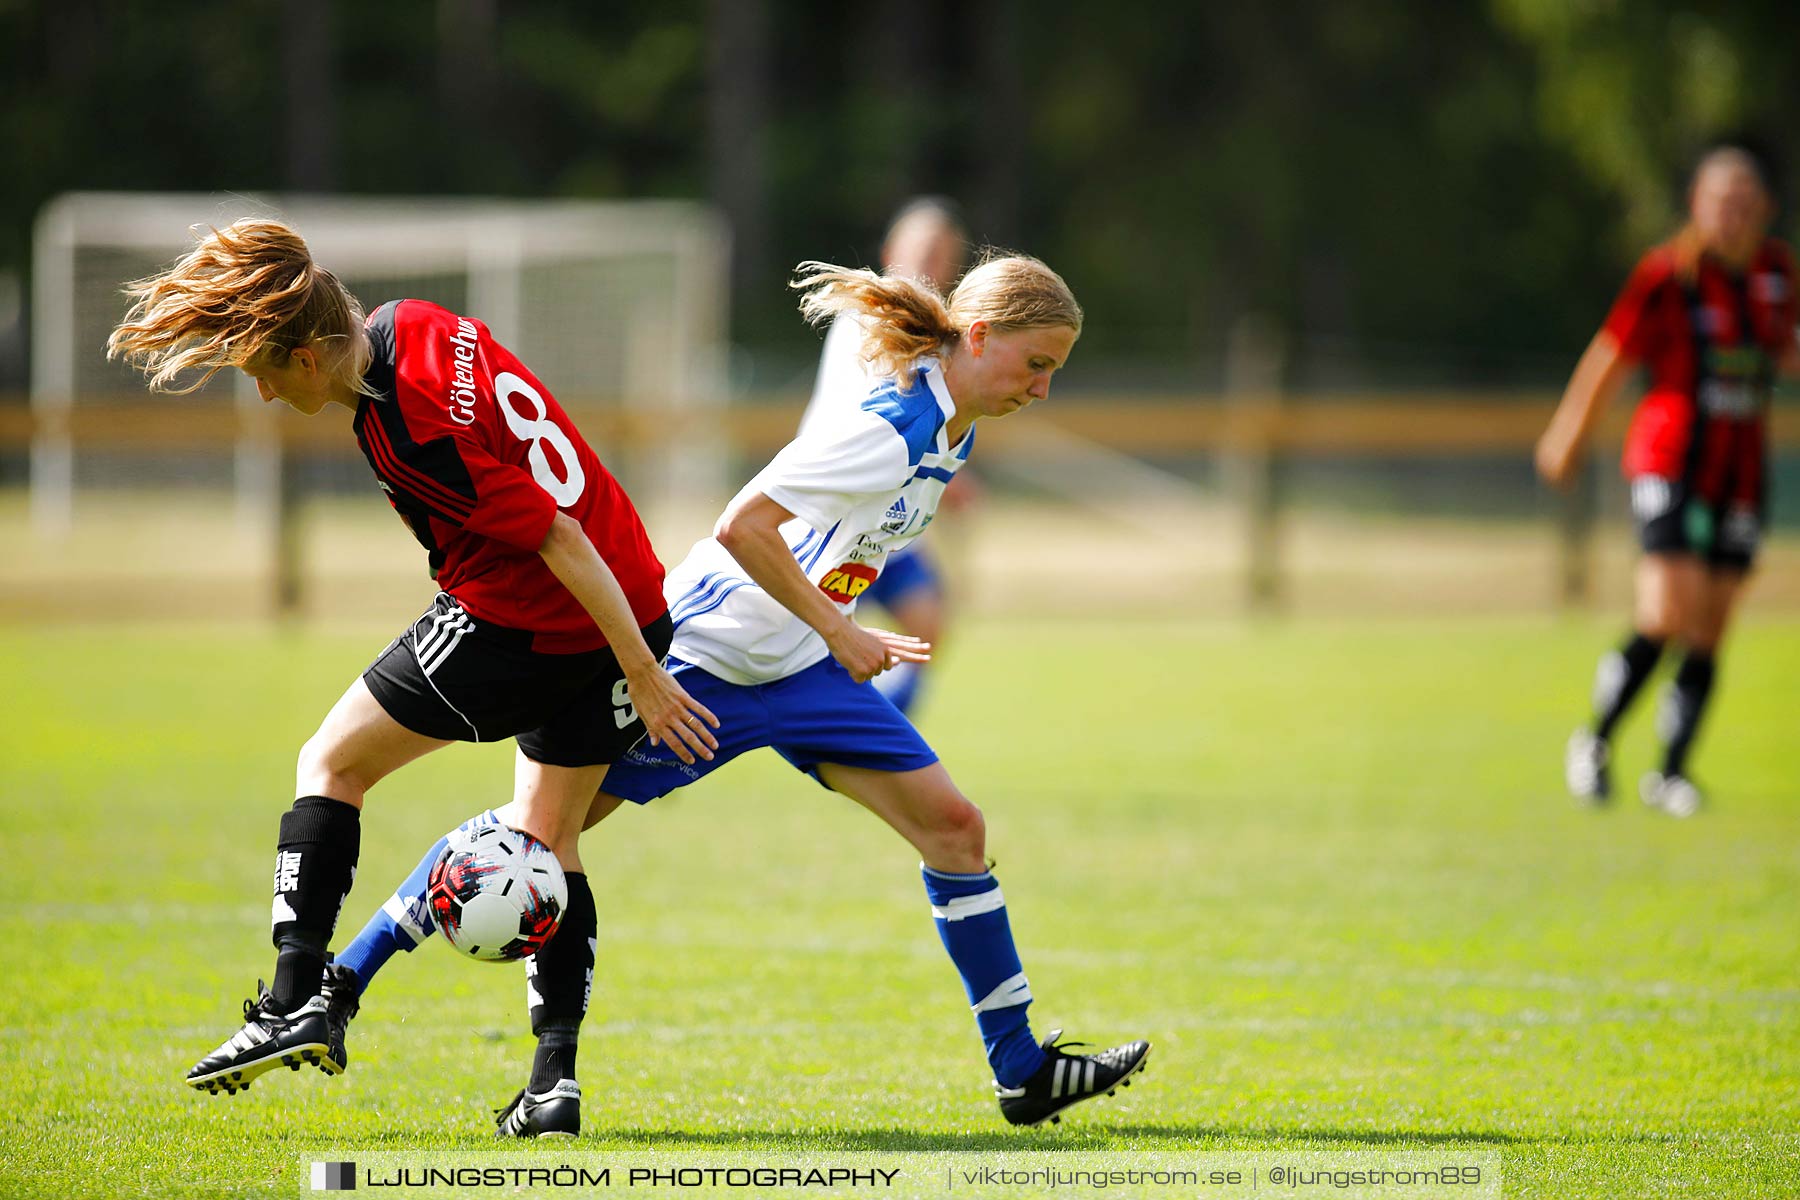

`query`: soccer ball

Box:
[426,824,567,962]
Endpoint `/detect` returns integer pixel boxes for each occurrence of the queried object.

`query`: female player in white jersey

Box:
[332,251,1151,1135]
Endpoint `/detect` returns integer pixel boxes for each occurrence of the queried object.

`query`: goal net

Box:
[30,192,729,548]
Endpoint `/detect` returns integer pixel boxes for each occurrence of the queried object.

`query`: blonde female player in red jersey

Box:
[1538,144,1800,816]
[107,217,719,1096]
[332,250,1151,1137]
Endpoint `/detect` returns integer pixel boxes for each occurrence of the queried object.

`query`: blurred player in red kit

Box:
[1538,144,1800,816]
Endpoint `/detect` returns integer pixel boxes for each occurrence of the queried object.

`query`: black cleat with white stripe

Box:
[495,1079,581,1139]
[996,1030,1151,1126]
[185,982,340,1095]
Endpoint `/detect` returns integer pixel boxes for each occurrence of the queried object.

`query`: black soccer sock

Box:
[270,796,362,1011]
[1592,632,1665,741]
[1657,652,1717,779]
[529,1024,580,1093]
[526,871,596,1090]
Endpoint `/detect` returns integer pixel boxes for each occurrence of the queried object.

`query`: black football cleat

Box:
[995,1030,1151,1126]
[185,982,339,1095]
[319,962,361,1073]
[495,1079,581,1139]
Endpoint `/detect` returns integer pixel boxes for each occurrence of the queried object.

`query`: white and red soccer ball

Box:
[427,824,567,962]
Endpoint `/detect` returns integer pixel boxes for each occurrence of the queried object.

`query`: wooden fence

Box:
[4,391,1790,616]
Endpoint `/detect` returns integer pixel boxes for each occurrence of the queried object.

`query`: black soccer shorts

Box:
[1629,474,1762,572]
[363,592,674,767]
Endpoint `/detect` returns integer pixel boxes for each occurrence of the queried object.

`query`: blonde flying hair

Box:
[792,251,1082,379]
[108,217,372,396]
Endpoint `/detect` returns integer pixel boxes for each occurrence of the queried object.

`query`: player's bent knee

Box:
[1635,596,1685,643]
[294,733,368,807]
[294,735,335,796]
[921,795,986,865]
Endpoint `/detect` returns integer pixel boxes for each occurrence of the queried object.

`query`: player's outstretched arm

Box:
[536,513,719,763]
[713,491,930,683]
[1537,330,1633,488]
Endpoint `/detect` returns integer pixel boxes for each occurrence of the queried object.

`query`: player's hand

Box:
[628,664,720,765]
[825,620,932,683]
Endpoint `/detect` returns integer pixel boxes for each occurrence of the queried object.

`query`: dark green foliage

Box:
[3,1,1796,376]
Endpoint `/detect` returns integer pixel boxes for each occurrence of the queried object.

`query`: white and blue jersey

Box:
[603,356,970,804]
[803,315,946,616]
[663,358,972,686]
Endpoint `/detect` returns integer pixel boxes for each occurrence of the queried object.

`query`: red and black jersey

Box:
[355,300,666,653]
[1603,238,1797,503]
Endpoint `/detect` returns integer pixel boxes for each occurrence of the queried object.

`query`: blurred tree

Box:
[1493,0,1800,253]
[436,0,500,160]
[2,0,1795,383]
[706,0,771,312]
[968,0,1026,246]
[283,0,337,191]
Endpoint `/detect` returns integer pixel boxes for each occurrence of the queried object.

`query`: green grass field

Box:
[1,616,1796,1198]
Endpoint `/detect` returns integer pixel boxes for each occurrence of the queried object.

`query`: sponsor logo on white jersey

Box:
[881,495,909,533]
[846,533,884,563]
[819,562,878,604]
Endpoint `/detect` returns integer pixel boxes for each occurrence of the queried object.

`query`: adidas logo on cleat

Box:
[496,1079,581,1139]
[185,983,341,1095]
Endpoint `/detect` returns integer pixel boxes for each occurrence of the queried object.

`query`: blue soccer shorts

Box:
[602,654,940,804]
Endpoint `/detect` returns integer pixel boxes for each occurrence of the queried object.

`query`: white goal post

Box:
[30,192,730,537]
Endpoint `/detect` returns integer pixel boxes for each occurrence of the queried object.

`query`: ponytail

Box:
[108,218,371,396]
[792,262,959,380]
[792,250,1081,379]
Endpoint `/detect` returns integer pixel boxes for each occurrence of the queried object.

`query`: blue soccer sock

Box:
[922,865,1047,1088]
[334,810,500,995]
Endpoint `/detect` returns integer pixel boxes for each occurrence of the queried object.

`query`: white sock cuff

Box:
[383,891,432,945]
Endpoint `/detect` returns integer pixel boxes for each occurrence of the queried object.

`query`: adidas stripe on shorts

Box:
[363,592,673,767]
